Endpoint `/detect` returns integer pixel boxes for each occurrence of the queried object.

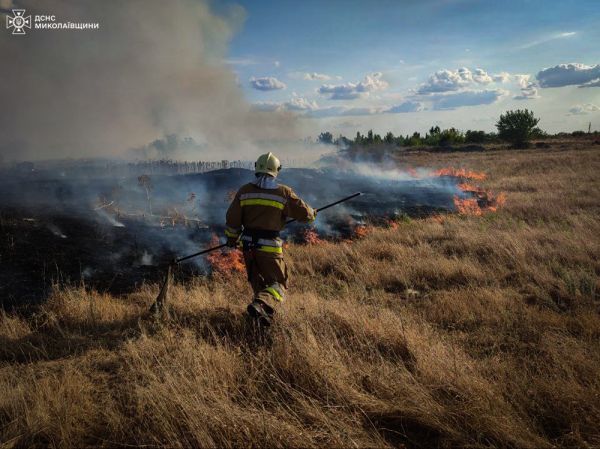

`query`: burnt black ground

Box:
[0,166,460,308]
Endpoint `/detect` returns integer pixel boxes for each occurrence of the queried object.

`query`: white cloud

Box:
[286,96,319,111]
[386,101,424,113]
[274,61,281,68]
[568,103,600,115]
[417,67,496,94]
[318,72,389,100]
[428,89,507,110]
[318,83,364,100]
[253,96,318,113]
[304,72,331,81]
[472,68,493,84]
[513,74,540,100]
[249,76,287,91]
[536,63,600,88]
[358,72,389,92]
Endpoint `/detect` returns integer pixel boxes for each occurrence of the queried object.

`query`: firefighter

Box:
[225,152,316,326]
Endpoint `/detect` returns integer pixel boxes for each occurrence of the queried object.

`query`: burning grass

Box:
[1,142,600,448]
[206,236,245,275]
[433,166,507,216]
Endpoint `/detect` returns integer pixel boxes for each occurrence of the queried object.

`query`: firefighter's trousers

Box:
[243,249,287,309]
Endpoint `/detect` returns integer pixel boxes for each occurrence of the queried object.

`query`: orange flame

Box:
[206,235,245,275]
[353,225,371,238]
[453,196,483,216]
[434,167,506,215]
[302,228,322,244]
[434,167,487,181]
[456,182,483,193]
[407,167,419,178]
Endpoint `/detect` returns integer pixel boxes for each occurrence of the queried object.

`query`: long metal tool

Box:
[150,192,362,315]
[175,191,362,264]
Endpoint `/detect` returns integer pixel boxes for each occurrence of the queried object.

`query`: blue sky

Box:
[221,0,600,135]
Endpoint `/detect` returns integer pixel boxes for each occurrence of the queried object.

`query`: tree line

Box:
[317,109,596,149]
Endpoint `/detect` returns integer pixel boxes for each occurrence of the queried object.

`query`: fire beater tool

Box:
[150,191,362,315]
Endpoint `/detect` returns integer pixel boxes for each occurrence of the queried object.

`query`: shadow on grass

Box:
[0,305,275,364]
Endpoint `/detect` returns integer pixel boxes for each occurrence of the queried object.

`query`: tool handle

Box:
[175,243,228,264]
[285,191,362,225]
[175,191,362,264]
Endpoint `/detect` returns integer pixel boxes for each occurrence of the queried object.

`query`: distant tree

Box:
[429,125,441,136]
[465,130,487,143]
[438,128,464,146]
[335,135,352,147]
[355,131,363,144]
[384,131,395,144]
[395,135,407,146]
[318,131,334,144]
[367,130,374,143]
[496,109,540,148]
[407,132,422,146]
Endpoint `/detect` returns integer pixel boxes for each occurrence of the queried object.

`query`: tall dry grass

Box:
[1,142,599,448]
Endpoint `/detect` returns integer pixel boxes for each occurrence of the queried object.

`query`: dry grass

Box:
[1,142,600,448]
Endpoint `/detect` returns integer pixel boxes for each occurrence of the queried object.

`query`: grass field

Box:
[1,141,599,448]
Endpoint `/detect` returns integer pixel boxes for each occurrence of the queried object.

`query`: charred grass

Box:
[1,142,600,448]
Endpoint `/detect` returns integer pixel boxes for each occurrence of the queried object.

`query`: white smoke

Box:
[0,0,298,162]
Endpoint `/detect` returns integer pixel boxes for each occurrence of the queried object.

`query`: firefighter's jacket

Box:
[225,182,315,254]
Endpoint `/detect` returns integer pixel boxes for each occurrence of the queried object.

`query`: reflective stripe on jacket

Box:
[226,182,315,252]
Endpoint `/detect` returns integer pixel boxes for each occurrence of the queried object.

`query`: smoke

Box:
[0,0,297,162]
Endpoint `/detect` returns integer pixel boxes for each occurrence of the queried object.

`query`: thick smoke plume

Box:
[0,0,297,162]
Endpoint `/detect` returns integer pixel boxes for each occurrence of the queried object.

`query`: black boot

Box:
[246,300,273,327]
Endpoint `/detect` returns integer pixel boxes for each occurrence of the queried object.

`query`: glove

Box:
[227,237,238,248]
[308,208,317,223]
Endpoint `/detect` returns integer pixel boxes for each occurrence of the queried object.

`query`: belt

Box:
[241,229,283,254]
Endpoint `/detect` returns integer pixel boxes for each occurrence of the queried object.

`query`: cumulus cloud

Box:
[429,89,507,110]
[413,67,512,108]
[536,63,600,88]
[253,96,319,113]
[286,96,320,111]
[386,101,424,113]
[472,68,493,84]
[417,67,495,94]
[568,103,600,115]
[513,74,540,100]
[304,72,331,81]
[318,72,388,100]
[249,76,287,91]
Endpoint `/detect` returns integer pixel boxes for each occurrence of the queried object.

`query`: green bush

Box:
[465,130,487,143]
[439,128,465,146]
[496,109,540,148]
